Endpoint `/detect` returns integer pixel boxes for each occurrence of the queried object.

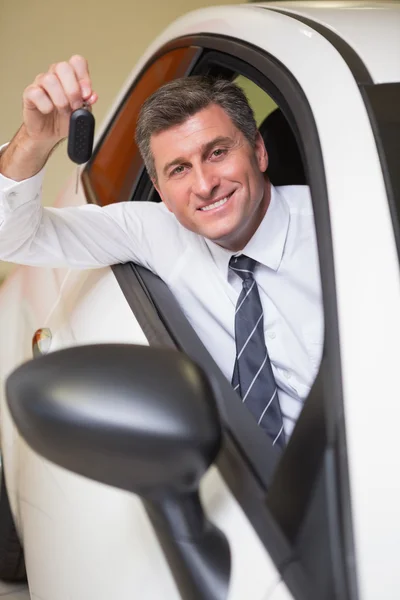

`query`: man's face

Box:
[151,103,269,251]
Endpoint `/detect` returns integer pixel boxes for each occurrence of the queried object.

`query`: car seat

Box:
[259,108,306,186]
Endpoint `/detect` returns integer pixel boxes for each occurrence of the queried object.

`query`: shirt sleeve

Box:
[0,147,172,271]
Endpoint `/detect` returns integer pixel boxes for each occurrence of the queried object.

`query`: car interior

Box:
[259,108,306,187]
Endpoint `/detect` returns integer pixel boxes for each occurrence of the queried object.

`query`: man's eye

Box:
[171,165,185,176]
[211,148,227,158]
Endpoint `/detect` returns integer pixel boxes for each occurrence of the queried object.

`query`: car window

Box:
[122,44,324,473]
[234,74,277,125]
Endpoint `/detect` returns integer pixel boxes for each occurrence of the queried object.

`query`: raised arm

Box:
[0,56,167,271]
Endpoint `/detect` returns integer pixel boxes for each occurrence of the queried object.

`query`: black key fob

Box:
[67,104,95,164]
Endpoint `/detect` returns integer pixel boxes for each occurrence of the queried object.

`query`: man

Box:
[0,55,323,447]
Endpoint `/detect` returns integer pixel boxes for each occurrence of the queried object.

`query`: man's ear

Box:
[151,178,173,213]
[254,131,268,173]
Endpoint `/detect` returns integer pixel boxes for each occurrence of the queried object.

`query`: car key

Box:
[68,101,95,193]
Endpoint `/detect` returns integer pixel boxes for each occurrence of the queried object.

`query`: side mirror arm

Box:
[145,491,230,600]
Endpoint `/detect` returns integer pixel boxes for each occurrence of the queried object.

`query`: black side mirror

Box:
[6,344,231,600]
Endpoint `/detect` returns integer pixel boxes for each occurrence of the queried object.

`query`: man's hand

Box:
[22,55,97,146]
[0,55,98,181]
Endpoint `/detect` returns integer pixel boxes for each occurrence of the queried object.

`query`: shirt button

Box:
[283,370,292,380]
[8,191,17,198]
[267,331,276,339]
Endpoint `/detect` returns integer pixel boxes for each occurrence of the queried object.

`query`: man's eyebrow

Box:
[200,136,234,160]
[162,136,234,176]
[163,156,186,176]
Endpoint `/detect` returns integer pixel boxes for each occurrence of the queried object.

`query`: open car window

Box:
[234,74,277,124]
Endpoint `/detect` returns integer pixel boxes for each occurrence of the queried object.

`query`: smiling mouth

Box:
[198,192,233,212]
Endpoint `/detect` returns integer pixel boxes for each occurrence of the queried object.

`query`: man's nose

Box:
[191,164,219,198]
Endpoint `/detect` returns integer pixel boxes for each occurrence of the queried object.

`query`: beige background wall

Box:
[0,0,238,280]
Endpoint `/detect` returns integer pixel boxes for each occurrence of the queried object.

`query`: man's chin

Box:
[201,225,242,249]
[177,211,243,248]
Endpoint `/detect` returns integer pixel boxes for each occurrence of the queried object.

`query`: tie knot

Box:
[229,254,257,281]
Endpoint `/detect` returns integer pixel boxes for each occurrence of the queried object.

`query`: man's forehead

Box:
[152,104,236,143]
[150,105,238,167]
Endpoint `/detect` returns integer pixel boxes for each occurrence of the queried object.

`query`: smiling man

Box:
[0,56,323,447]
[148,102,269,252]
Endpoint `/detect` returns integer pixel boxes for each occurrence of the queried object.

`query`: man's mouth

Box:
[198,192,233,212]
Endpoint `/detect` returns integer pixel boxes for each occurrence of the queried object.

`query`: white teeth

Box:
[200,197,229,211]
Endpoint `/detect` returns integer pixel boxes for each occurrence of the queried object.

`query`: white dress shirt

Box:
[0,165,323,437]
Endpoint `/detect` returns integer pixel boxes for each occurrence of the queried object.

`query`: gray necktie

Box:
[230,255,285,448]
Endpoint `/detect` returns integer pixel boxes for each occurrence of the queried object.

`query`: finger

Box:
[87,92,98,105]
[53,61,82,110]
[36,73,71,114]
[23,85,54,115]
[33,72,46,85]
[69,54,92,99]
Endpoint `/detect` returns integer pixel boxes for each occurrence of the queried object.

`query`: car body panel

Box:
[261,1,400,84]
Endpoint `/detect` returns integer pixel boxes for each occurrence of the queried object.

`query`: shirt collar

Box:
[205,184,290,279]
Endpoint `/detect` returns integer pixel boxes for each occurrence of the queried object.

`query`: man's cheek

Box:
[223,157,244,178]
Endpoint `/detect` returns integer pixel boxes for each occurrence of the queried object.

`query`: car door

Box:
[76,7,363,599]
[79,4,400,598]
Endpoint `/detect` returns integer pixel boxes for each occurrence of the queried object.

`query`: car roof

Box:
[254,1,400,83]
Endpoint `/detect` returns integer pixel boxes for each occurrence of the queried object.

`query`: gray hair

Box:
[135,76,258,181]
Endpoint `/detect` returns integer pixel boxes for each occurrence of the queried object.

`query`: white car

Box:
[0,2,399,599]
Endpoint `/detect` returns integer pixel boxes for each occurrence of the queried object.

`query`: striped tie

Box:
[230,255,285,449]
